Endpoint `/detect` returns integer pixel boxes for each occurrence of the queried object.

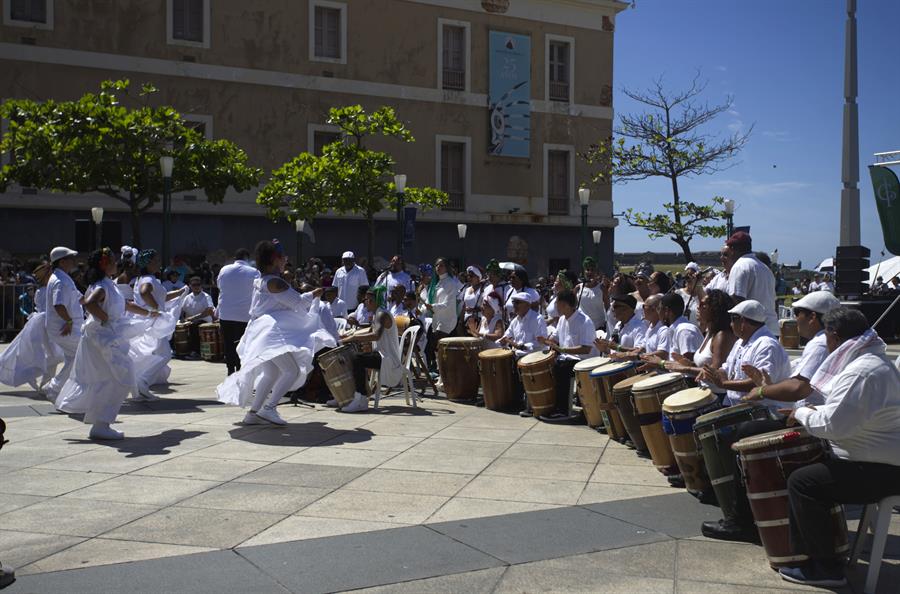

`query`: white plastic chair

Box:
[849,494,900,594]
[374,325,420,409]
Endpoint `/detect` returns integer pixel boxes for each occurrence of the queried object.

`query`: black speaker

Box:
[74,220,123,253]
[834,245,870,296]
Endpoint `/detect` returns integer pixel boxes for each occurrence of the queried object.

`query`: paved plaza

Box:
[0,352,897,593]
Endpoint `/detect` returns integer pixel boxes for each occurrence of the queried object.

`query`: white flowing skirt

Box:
[216,310,335,407]
[0,312,63,389]
[128,311,178,392]
[56,319,138,424]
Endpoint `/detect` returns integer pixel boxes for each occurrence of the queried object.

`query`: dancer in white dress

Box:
[56,249,161,440]
[216,240,335,425]
[43,247,85,402]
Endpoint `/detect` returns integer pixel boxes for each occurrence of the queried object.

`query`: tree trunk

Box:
[129,194,142,247]
[674,237,694,264]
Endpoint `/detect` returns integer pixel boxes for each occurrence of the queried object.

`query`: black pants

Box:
[552,358,578,415]
[353,352,382,394]
[426,326,455,372]
[731,418,788,525]
[788,457,900,560]
[219,320,248,375]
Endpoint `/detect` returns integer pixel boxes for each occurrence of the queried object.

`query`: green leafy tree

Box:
[582,75,751,262]
[258,105,448,267]
[0,80,261,246]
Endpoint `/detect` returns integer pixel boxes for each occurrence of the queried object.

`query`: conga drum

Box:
[571,356,611,427]
[478,348,518,411]
[173,323,191,357]
[779,319,800,349]
[437,337,482,401]
[199,322,224,361]
[733,428,849,567]
[661,387,722,494]
[394,315,411,337]
[693,403,771,522]
[588,361,637,440]
[631,372,690,474]
[611,372,656,453]
[318,345,357,408]
[518,350,557,417]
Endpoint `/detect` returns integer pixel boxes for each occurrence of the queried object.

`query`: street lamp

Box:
[295,219,306,270]
[91,207,104,251]
[723,198,735,238]
[457,223,467,271]
[159,155,174,269]
[578,188,590,269]
[592,229,602,269]
[394,174,407,258]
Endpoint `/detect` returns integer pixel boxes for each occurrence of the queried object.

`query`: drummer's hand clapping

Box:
[698,365,727,386]
[741,364,772,387]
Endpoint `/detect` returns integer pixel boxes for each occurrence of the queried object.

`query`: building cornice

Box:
[403,0,630,30]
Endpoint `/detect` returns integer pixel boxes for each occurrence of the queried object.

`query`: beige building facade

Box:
[0,0,627,274]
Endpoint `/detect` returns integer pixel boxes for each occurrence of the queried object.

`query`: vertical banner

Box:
[869,165,900,255]
[489,31,531,158]
[403,206,417,247]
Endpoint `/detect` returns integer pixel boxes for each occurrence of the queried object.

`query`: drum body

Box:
[733,428,849,567]
[588,361,636,440]
[631,373,690,473]
[437,337,482,401]
[478,348,519,411]
[662,388,722,494]
[611,373,657,452]
[318,345,357,407]
[693,404,771,521]
[173,323,191,356]
[780,320,799,349]
[518,350,557,417]
[572,356,610,427]
[394,315,411,336]
[199,322,224,361]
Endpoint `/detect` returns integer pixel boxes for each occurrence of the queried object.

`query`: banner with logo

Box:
[868,165,900,255]
[489,31,531,158]
[403,206,417,248]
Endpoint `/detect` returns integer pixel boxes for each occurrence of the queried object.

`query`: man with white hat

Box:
[42,247,84,400]
[332,251,368,316]
[499,291,547,359]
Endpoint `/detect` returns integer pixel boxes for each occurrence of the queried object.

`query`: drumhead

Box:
[519,350,555,366]
[480,348,513,359]
[440,337,483,346]
[694,402,764,428]
[573,356,612,372]
[612,372,657,393]
[590,360,637,377]
[662,387,717,413]
[732,427,812,452]
[632,372,684,392]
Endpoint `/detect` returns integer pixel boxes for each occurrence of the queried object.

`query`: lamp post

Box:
[578,188,590,269]
[592,229,602,268]
[394,174,407,258]
[91,207,104,251]
[723,198,735,238]
[457,224,467,271]
[159,155,174,269]
[295,219,306,270]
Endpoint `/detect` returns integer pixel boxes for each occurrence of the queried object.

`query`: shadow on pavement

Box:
[64,428,209,457]
[120,398,225,415]
[229,422,375,448]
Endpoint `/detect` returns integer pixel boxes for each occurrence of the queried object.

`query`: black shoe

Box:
[695,488,718,505]
[700,518,759,543]
[538,412,578,424]
[0,564,15,589]
[636,449,652,459]
[779,561,847,587]
[518,409,533,418]
[667,474,686,488]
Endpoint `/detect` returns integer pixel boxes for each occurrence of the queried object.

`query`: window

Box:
[4,0,52,29]
[180,114,213,145]
[313,130,341,156]
[310,1,347,64]
[437,19,470,93]
[441,142,466,211]
[547,150,570,215]
[545,35,575,104]
[167,0,209,48]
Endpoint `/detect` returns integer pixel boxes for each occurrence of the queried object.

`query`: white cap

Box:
[792,291,841,315]
[466,266,482,279]
[511,291,532,303]
[728,299,767,323]
[685,262,700,272]
[50,246,77,263]
[342,251,355,260]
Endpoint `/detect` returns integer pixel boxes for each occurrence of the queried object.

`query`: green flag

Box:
[869,165,900,255]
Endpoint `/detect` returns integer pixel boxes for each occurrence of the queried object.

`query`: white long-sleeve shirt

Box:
[724,325,791,410]
[794,351,900,466]
[429,274,463,333]
[660,316,703,357]
[503,310,548,357]
[181,290,214,323]
[332,264,369,313]
[550,309,598,361]
[613,312,647,350]
[45,269,84,336]
[216,260,260,323]
[727,253,778,336]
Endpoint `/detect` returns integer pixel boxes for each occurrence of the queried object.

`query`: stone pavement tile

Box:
[456,475,586,506]
[2,425,69,442]
[34,447,178,473]
[676,580,815,593]
[19,539,216,576]
[316,433,423,452]
[408,437,510,458]
[177,482,329,514]
[430,505,670,565]
[62,474,219,506]
[0,404,43,418]
[0,467,117,496]
[600,447,661,466]
[590,462,672,486]
[482,457,596,482]
[430,425,528,443]
[500,442,604,464]
[451,412,537,430]
[238,525,503,594]
[426,498,564,524]
[358,418,451,438]
[298,488,449,524]
[585,492,722,538]
[344,468,473,497]
[280,446,399,468]
[187,439,304,462]
[0,444,89,469]
[0,498,158,537]
[518,426,609,447]
[0,530,84,573]
[5,549,290,594]
[578,483,675,505]
[238,515,406,547]
[344,567,507,593]
[0,493,48,515]
[379,451,496,475]
[103,506,286,548]
[234,462,368,489]
[132,454,268,481]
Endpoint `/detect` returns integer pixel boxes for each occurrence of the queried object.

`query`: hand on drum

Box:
[671,352,692,366]
[741,364,772,387]
[594,338,613,353]
[697,365,727,386]
[779,405,813,428]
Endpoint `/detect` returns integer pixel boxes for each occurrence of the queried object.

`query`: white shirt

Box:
[377,270,414,294]
[332,264,369,313]
[45,269,84,337]
[551,309,598,361]
[577,284,607,330]
[661,316,703,357]
[706,271,729,293]
[639,320,667,353]
[724,325,792,410]
[182,290,214,323]
[795,352,900,466]
[791,331,830,408]
[429,274,463,333]
[216,260,260,323]
[388,302,410,318]
[478,315,502,349]
[614,312,648,350]
[163,279,185,291]
[820,281,835,293]
[503,310,548,357]
[316,299,341,343]
[352,303,372,325]
[727,253,778,335]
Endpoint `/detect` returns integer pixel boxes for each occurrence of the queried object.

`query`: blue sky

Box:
[611,0,897,269]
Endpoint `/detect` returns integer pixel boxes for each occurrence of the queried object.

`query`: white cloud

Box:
[762,130,792,142]
[704,179,812,198]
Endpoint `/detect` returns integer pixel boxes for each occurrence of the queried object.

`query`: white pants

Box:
[44,332,80,398]
[250,353,299,411]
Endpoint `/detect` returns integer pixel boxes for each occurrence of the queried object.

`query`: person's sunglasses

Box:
[792,307,811,318]
[729,314,743,322]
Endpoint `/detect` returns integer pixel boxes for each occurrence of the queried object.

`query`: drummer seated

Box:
[180,276,215,358]
[639,293,703,371]
[317,286,342,344]
[536,289,597,421]
[499,292,548,416]
[387,284,408,317]
[594,294,647,356]
[611,293,665,362]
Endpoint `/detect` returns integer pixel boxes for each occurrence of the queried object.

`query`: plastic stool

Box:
[849,495,900,594]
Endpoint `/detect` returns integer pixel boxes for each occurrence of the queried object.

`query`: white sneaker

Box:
[89,424,124,440]
[325,398,339,408]
[242,411,267,425]
[340,393,369,413]
[135,389,160,401]
[255,405,287,426]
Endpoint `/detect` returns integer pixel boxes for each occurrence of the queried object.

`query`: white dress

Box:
[56,280,138,423]
[216,275,335,407]
[0,287,63,389]
[130,275,179,392]
[373,310,403,388]
[463,286,483,322]
[478,315,502,349]
[693,334,725,394]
